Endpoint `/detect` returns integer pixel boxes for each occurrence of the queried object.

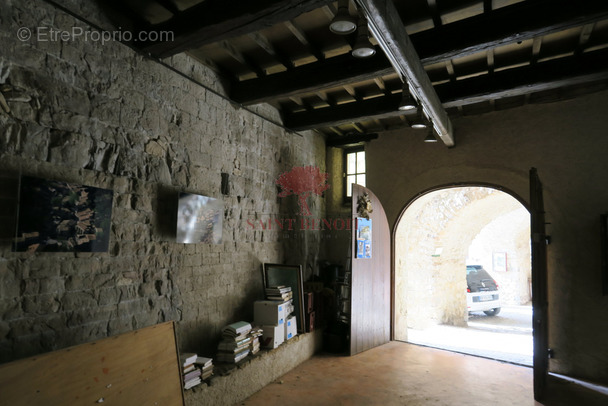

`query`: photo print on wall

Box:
[176,192,223,244]
[356,217,372,259]
[14,176,113,253]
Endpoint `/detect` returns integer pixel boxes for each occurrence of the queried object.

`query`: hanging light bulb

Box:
[351,17,376,58]
[398,84,417,111]
[330,0,357,35]
[424,127,438,142]
[410,107,428,129]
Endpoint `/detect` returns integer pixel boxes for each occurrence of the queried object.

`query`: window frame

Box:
[343,146,366,203]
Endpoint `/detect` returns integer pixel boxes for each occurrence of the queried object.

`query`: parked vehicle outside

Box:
[466,265,501,316]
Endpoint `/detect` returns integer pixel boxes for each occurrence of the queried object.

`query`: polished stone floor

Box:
[239,341,607,406]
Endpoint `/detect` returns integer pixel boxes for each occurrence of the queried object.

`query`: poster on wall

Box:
[493,251,508,272]
[176,192,223,244]
[14,176,113,253]
[356,217,372,259]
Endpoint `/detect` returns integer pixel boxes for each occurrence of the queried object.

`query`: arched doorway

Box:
[393,186,532,364]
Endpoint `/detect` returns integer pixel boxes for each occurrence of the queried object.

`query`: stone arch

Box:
[393,185,530,342]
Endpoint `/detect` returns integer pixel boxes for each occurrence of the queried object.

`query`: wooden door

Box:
[350,184,391,355]
[530,167,549,401]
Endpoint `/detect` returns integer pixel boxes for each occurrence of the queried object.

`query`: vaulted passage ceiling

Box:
[101,0,608,147]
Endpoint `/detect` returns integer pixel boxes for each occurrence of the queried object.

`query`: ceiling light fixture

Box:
[410,107,428,129]
[424,127,438,143]
[351,17,376,58]
[398,85,417,111]
[330,0,357,35]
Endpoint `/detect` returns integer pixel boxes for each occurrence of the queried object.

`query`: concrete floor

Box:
[239,341,608,406]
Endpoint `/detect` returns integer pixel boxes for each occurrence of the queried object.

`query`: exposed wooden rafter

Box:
[357,0,454,146]
[231,50,391,105]
[228,0,608,107]
[283,48,608,131]
[437,48,608,108]
[137,0,334,58]
[283,93,404,131]
[100,0,608,141]
[326,132,379,147]
[414,0,608,65]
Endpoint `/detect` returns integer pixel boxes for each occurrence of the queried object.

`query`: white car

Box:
[466,265,501,316]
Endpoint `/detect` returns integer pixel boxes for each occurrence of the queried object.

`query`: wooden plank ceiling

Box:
[103,0,608,147]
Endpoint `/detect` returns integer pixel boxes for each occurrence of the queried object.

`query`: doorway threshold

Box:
[405,324,533,366]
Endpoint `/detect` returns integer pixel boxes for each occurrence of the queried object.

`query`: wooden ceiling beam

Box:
[283,93,404,131]
[284,20,326,62]
[326,133,379,147]
[230,51,392,105]
[357,0,454,146]
[415,0,608,65]
[248,32,294,70]
[437,48,608,108]
[228,0,608,105]
[137,0,334,58]
[283,48,608,131]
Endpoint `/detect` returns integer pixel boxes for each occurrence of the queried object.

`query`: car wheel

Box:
[483,308,501,316]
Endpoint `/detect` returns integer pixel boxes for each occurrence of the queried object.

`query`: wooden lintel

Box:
[357,0,454,147]
[138,0,334,58]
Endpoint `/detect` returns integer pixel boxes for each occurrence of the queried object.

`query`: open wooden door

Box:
[350,184,391,355]
[530,167,549,401]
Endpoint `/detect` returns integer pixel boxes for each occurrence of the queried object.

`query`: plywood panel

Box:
[0,322,184,406]
[350,184,391,355]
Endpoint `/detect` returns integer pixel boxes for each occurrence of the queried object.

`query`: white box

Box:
[261,324,284,349]
[254,300,286,326]
[285,315,297,340]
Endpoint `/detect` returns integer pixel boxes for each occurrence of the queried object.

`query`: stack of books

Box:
[195,356,214,381]
[180,352,202,390]
[265,285,292,301]
[248,326,263,355]
[216,321,252,363]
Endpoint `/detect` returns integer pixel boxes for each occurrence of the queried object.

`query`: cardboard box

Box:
[254,300,286,326]
[260,324,284,349]
[284,299,294,317]
[285,315,297,340]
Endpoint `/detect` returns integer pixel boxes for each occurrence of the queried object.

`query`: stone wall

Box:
[468,206,532,305]
[0,0,325,376]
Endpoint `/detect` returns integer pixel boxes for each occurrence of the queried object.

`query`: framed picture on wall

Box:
[493,252,507,272]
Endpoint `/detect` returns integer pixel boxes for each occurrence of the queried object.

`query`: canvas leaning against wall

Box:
[14,176,114,253]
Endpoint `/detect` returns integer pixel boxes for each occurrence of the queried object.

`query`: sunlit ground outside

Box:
[407,305,533,366]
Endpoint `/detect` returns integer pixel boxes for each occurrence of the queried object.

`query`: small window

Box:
[344,148,365,199]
